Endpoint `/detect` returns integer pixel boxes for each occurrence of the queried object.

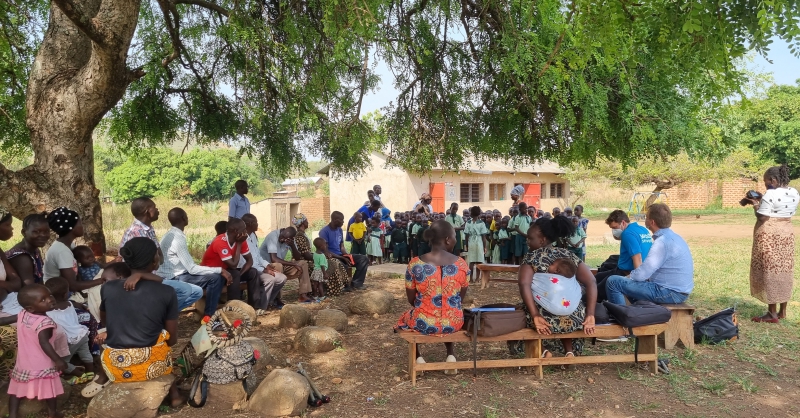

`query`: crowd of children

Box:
[344,202,589,277]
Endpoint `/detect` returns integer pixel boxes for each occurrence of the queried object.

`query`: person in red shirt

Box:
[201,219,269,314]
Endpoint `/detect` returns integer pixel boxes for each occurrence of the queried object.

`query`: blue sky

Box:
[360,38,799,114]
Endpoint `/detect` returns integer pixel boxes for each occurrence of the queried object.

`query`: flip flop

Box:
[68,372,95,385]
[81,375,111,398]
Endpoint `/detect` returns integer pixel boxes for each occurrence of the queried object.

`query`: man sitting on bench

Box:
[605,203,694,307]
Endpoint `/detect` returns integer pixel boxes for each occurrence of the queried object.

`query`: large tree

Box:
[0,0,798,252]
[739,82,800,177]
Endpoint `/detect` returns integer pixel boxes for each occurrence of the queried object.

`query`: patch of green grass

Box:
[616,367,634,381]
[732,375,759,393]
[632,400,661,411]
[701,378,727,396]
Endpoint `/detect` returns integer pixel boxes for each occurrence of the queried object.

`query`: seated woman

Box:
[513,217,597,359]
[81,238,184,406]
[395,220,469,375]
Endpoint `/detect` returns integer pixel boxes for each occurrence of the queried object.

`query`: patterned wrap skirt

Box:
[101,330,173,382]
[750,217,795,304]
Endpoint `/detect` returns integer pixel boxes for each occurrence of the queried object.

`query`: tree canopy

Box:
[737,82,800,177]
[1,0,798,177]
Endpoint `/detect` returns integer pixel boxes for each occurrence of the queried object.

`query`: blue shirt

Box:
[629,228,694,294]
[228,193,250,219]
[618,222,652,271]
[319,225,344,256]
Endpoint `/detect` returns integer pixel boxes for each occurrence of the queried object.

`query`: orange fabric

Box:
[395,257,469,334]
[101,330,172,382]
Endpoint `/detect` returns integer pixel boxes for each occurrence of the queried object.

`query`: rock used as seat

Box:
[348,290,394,315]
[86,375,175,418]
[247,369,310,417]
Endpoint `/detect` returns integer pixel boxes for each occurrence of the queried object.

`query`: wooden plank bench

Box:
[660,303,695,349]
[477,264,520,289]
[399,323,668,386]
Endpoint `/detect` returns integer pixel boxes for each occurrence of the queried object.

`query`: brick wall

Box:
[664,181,719,209]
[722,178,764,208]
[301,196,330,225]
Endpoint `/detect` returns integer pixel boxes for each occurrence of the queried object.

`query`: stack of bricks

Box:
[301,196,331,225]
[721,178,764,208]
[664,181,719,210]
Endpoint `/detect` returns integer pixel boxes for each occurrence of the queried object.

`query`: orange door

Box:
[430,183,446,213]
[522,183,541,210]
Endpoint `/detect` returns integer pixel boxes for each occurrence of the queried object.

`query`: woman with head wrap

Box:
[43,207,104,292]
[291,214,347,297]
[510,185,525,207]
[83,237,184,405]
[413,193,434,215]
[0,208,23,292]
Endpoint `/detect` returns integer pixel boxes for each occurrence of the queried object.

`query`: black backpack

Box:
[602,300,671,363]
[694,307,738,344]
[597,255,620,273]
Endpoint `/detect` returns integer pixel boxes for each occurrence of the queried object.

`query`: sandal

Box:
[751,314,779,323]
[81,375,111,398]
[67,372,95,385]
[444,355,458,375]
[561,351,574,370]
[541,350,552,359]
[255,309,268,316]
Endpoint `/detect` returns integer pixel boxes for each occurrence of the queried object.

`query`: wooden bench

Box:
[399,323,668,386]
[477,264,520,289]
[660,304,695,349]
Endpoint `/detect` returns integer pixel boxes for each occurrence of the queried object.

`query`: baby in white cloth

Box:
[531,258,582,316]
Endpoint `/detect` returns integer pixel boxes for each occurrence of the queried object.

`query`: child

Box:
[565,216,587,260]
[531,257,581,317]
[310,238,329,300]
[391,221,409,263]
[348,212,368,255]
[8,284,69,418]
[416,215,431,256]
[510,202,533,264]
[464,206,489,283]
[574,205,589,261]
[207,221,228,248]
[498,217,512,264]
[409,214,421,258]
[367,218,384,264]
[445,203,465,256]
[72,246,104,282]
[44,277,94,384]
[395,220,469,375]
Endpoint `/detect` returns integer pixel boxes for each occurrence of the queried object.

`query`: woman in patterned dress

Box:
[747,165,799,323]
[395,221,469,372]
[513,216,597,358]
[0,207,23,383]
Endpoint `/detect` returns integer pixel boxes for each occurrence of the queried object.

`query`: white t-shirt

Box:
[531,272,582,316]
[1,292,23,315]
[47,304,89,344]
[757,187,800,218]
[43,241,77,281]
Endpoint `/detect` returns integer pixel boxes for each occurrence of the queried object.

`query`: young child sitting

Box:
[7,284,69,418]
[44,277,95,384]
[395,221,469,375]
[206,221,228,249]
[531,258,581,316]
[72,246,104,282]
[310,238,329,301]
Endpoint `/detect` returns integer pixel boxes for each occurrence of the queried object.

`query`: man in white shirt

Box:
[241,214,288,309]
[157,208,230,316]
[259,226,313,303]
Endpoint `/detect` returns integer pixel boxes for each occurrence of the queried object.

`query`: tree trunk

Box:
[644,179,676,208]
[0,0,142,255]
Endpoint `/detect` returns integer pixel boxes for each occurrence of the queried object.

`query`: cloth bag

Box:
[463,304,527,376]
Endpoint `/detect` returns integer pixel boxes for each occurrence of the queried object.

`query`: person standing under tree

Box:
[228,180,250,221]
[746,165,799,323]
[465,206,489,283]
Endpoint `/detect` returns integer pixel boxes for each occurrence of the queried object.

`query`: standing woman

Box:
[6,213,50,286]
[0,208,23,292]
[509,185,524,208]
[748,165,799,323]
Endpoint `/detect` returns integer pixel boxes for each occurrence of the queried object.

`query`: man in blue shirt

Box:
[594,210,653,301]
[605,203,694,306]
[228,180,250,221]
[320,211,370,291]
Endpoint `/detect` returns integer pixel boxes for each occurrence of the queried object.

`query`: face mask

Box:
[611,229,623,239]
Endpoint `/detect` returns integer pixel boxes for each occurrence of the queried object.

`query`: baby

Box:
[73,245,103,282]
[530,258,581,316]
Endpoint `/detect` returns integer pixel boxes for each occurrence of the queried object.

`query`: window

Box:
[550,183,565,198]
[489,184,506,200]
[460,183,481,203]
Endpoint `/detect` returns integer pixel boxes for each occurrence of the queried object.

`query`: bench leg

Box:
[638,334,658,374]
[408,341,417,386]
[678,311,695,350]
[480,270,491,290]
[522,340,543,379]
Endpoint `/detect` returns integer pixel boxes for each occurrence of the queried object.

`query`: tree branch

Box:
[175,0,230,17]
[538,1,575,77]
[51,0,106,45]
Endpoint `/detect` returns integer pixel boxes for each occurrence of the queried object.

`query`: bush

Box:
[106,148,260,203]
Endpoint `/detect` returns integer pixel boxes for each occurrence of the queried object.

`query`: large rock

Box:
[293,326,341,353]
[224,299,257,324]
[247,369,310,417]
[243,336,272,370]
[314,309,348,331]
[348,290,394,315]
[87,375,175,418]
[0,379,70,417]
[279,304,312,329]
[191,374,258,410]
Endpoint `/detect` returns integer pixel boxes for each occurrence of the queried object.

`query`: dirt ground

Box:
[53,215,800,417]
